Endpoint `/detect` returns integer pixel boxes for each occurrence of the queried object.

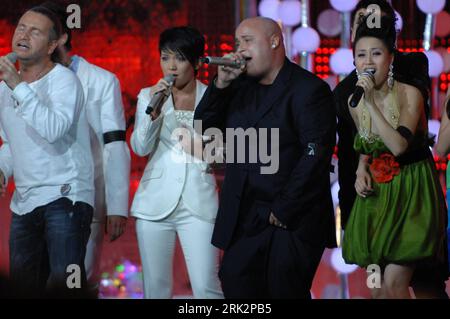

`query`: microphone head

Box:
[6,52,17,64]
[362,68,376,78]
[164,74,175,85]
[201,56,245,68]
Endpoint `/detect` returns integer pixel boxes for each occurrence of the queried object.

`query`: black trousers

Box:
[219,217,324,299]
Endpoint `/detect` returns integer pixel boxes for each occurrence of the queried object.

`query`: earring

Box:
[271,44,276,48]
[356,69,360,79]
[388,64,394,89]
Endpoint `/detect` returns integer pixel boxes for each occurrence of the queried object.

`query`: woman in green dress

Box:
[342,15,448,299]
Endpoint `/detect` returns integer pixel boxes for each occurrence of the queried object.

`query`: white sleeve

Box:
[0,128,14,183]
[103,142,130,217]
[130,89,164,157]
[100,76,126,131]
[12,76,80,144]
[101,76,130,217]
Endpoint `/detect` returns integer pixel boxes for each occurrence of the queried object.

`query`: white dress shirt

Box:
[0,64,94,215]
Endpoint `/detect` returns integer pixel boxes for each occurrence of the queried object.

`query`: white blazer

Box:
[130,80,218,223]
[75,56,130,221]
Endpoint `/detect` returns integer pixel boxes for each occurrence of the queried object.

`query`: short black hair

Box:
[353,15,397,54]
[28,4,64,62]
[159,26,205,74]
[39,1,72,51]
[351,0,396,28]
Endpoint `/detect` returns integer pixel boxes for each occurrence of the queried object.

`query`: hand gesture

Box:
[0,170,6,197]
[355,71,375,105]
[148,77,172,120]
[355,168,374,198]
[215,53,246,89]
[0,55,21,90]
[106,215,127,242]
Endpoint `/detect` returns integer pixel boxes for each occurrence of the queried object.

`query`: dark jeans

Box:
[9,197,93,298]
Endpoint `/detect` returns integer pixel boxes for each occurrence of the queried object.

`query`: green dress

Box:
[342,82,447,269]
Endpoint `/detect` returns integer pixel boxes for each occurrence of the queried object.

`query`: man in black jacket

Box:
[195,17,336,298]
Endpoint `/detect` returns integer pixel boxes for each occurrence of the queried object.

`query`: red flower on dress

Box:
[369,153,400,183]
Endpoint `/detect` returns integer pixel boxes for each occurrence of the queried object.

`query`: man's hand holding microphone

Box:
[0,52,20,90]
[204,53,246,89]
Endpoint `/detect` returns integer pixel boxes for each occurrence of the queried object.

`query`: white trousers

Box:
[136,200,223,299]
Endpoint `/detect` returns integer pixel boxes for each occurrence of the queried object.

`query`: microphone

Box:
[6,52,18,63]
[145,74,175,115]
[200,56,245,69]
[349,69,376,108]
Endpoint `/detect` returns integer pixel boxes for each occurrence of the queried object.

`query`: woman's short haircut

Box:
[159,26,205,74]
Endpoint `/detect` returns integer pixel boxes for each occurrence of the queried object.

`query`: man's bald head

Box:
[235,17,286,84]
[238,17,283,44]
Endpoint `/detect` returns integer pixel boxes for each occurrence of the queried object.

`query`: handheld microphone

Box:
[200,56,245,69]
[6,52,18,63]
[349,69,376,108]
[145,74,175,115]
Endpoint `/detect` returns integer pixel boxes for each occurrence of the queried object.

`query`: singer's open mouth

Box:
[17,43,29,49]
[242,57,252,66]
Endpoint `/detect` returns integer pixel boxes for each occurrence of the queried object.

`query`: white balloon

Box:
[424,50,444,77]
[317,9,342,37]
[258,0,280,21]
[416,0,446,14]
[278,0,301,27]
[395,11,403,33]
[292,26,321,53]
[330,48,354,75]
[331,247,359,274]
[429,119,441,141]
[330,0,358,13]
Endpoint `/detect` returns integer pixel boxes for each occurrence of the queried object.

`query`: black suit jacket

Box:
[334,51,431,228]
[195,58,337,250]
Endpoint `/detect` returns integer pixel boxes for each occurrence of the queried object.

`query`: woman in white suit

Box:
[130,26,223,299]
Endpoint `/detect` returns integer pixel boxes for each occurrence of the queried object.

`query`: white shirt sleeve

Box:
[0,127,14,183]
[101,76,130,217]
[130,88,164,157]
[103,142,130,217]
[12,77,79,144]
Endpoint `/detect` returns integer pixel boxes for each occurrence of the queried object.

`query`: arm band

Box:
[103,130,126,144]
[396,126,413,145]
